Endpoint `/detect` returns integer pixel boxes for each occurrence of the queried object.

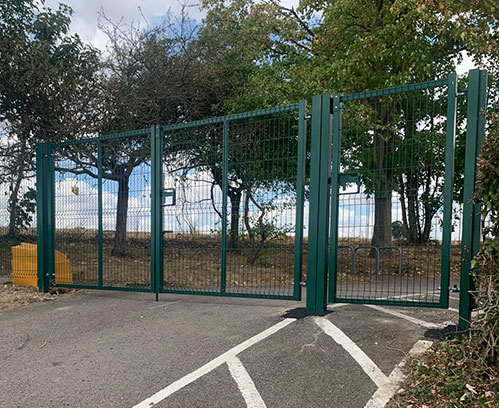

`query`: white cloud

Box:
[44,0,301,51]
[44,0,207,50]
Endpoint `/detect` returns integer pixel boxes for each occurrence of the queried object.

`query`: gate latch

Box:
[162,188,176,206]
[338,173,360,195]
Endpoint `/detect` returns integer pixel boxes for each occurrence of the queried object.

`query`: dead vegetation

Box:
[0,283,71,312]
[1,228,463,291]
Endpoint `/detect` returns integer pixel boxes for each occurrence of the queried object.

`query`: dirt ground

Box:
[0,282,72,312]
[1,228,463,291]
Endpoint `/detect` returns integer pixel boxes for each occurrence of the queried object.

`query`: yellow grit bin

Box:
[11,243,73,288]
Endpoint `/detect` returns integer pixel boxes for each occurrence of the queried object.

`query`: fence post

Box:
[151,125,163,300]
[293,100,307,301]
[221,120,229,293]
[459,69,488,328]
[36,143,53,292]
[439,72,458,309]
[306,94,332,313]
[327,94,341,303]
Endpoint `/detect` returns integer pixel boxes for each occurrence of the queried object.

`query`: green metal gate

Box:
[306,69,488,321]
[37,70,486,319]
[37,104,307,300]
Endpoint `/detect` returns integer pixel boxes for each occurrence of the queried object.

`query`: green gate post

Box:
[221,121,229,293]
[97,141,103,288]
[306,94,332,313]
[151,125,163,300]
[459,69,488,328]
[439,73,458,309]
[293,100,307,301]
[36,143,54,292]
[327,94,342,303]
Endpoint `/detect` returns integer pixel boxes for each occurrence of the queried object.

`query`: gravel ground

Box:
[0,282,72,312]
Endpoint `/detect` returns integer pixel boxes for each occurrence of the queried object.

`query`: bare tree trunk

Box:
[228,189,242,250]
[243,191,266,265]
[111,175,130,257]
[406,173,419,243]
[398,175,409,239]
[7,170,24,237]
[370,132,392,251]
[372,191,392,247]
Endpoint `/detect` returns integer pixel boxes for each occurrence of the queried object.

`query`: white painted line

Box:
[314,317,390,389]
[149,301,181,309]
[132,318,296,408]
[448,307,459,313]
[364,340,433,408]
[373,290,441,302]
[227,357,267,408]
[327,303,346,310]
[365,305,440,329]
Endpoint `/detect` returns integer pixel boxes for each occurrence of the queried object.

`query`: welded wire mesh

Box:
[101,136,151,288]
[225,114,300,296]
[52,134,151,290]
[162,123,224,292]
[0,178,37,283]
[54,143,99,286]
[0,185,8,278]
[161,109,303,298]
[334,85,454,304]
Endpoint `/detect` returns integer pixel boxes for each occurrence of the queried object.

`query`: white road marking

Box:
[327,303,346,310]
[227,357,267,408]
[149,300,181,309]
[365,305,440,329]
[314,317,390,389]
[364,340,433,408]
[132,318,296,408]
[373,290,439,301]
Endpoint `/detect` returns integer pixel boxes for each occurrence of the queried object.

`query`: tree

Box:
[60,8,233,256]
[201,0,499,247]
[0,0,99,236]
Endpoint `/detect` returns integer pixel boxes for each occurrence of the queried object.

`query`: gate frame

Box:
[306,70,487,316]
[37,104,307,301]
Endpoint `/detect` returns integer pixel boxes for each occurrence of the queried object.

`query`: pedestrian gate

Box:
[37,70,487,325]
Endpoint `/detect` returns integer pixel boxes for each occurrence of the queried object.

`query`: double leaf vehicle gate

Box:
[37,70,487,325]
[37,103,307,300]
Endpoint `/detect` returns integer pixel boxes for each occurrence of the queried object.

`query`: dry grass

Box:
[1,228,463,290]
[0,283,72,312]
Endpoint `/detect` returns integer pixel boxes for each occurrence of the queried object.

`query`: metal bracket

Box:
[338,172,360,195]
[161,188,176,206]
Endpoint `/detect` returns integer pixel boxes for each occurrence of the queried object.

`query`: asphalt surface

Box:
[0,289,460,408]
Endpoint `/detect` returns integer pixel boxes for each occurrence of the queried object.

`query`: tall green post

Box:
[151,125,163,300]
[221,121,229,293]
[459,69,488,328]
[306,94,332,313]
[439,73,458,309]
[36,143,54,292]
[293,100,307,300]
[327,94,342,303]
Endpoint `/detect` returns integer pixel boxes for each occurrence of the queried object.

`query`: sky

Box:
[43,0,476,73]
[44,0,301,51]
